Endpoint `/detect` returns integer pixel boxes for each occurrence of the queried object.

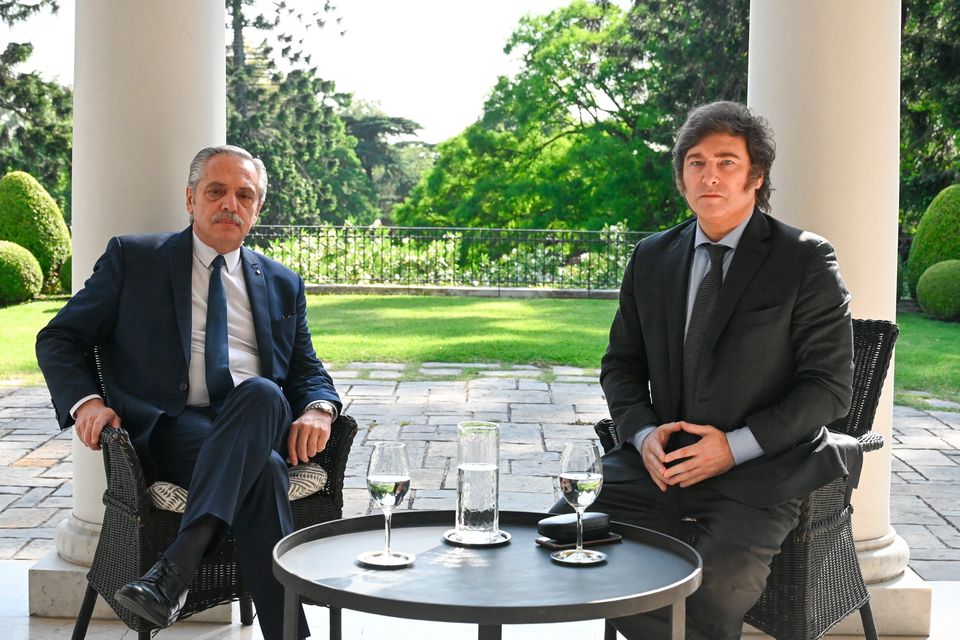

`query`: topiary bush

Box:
[0,171,71,289]
[0,240,43,304]
[58,254,72,293]
[917,260,960,321]
[907,184,960,298]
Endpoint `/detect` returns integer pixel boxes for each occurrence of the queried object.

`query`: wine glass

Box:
[551,442,606,564]
[357,441,415,568]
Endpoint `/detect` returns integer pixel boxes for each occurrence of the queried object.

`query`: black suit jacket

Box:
[36,227,340,471]
[600,210,855,507]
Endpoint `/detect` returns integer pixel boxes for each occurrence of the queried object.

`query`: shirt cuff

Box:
[303,400,338,422]
[629,425,657,453]
[726,426,764,465]
[70,394,102,419]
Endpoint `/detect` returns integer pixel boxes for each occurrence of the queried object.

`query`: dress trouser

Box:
[150,377,309,640]
[552,473,800,640]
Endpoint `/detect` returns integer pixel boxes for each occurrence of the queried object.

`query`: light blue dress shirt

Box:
[629,215,764,465]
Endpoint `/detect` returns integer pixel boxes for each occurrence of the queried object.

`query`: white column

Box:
[31,0,225,619]
[748,1,930,635]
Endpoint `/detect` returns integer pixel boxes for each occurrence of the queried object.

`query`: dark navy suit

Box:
[36,226,340,639]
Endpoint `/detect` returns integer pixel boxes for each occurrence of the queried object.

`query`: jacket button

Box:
[178,382,188,392]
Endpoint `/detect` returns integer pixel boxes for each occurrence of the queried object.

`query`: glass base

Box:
[550,548,607,565]
[442,529,511,547]
[356,550,415,569]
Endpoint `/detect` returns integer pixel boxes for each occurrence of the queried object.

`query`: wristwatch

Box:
[304,400,338,421]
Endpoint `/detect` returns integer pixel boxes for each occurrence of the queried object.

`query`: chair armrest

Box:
[859,431,884,453]
[594,418,618,454]
[313,414,358,507]
[99,427,154,522]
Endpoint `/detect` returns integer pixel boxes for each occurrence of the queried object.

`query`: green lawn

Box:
[0,295,618,385]
[893,311,960,407]
[3,295,958,412]
[305,295,617,368]
[0,297,68,385]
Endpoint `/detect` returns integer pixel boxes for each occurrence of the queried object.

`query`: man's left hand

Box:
[661,422,735,487]
[287,409,333,465]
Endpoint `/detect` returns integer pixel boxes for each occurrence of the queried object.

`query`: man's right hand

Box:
[74,398,121,450]
[640,421,683,491]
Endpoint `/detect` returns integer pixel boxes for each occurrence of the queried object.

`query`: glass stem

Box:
[575,508,584,554]
[383,508,393,556]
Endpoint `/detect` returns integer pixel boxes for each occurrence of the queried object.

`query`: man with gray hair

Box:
[592,102,856,638]
[36,145,339,640]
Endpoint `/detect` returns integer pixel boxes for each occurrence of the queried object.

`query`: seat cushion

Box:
[147,462,329,513]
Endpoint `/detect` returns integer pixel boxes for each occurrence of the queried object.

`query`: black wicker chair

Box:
[594,318,898,640]
[70,395,357,639]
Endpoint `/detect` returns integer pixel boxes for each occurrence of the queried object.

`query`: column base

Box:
[54,513,100,567]
[29,550,233,623]
[743,567,932,637]
[856,528,911,584]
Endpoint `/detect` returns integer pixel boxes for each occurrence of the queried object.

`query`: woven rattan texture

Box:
[593,318,898,640]
[83,413,358,634]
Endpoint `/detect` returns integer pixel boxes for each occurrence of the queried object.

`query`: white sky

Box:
[0,0,627,144]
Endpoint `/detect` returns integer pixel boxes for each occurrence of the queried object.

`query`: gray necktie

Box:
[682,243,729,418]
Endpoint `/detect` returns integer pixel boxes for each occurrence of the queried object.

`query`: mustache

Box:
[212,212,243,225]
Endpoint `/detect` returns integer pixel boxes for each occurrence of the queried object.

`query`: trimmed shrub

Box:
[907,184,960,297]
[58,254,72,293]
[0,240,43,304]
[917,260,960,321]
[0,171,71,288]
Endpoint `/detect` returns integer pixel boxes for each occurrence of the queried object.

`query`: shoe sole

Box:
[114,588,175,629]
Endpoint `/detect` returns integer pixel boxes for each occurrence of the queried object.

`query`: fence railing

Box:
[246,224,651,290]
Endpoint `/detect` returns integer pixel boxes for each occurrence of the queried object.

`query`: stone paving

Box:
[0,363,958,582]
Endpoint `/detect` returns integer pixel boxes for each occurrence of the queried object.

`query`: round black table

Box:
[273,510,701,640]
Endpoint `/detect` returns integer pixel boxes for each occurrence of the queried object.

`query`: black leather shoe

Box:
[114,556,190,629]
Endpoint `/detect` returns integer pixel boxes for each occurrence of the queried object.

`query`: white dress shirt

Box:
[188,233,261,406]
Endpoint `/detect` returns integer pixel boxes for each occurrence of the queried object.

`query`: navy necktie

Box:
[682,243,729,419]
[205,255,233,410]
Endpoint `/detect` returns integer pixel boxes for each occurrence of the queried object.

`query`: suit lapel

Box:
[168,228,194,367]
[663,221,696,418]
[703,209,772,354]
[242,248,275,379]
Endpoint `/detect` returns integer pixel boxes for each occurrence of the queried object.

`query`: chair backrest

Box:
[594,318,899,449]
[825,318,898,439]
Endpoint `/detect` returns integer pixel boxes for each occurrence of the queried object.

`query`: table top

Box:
[274,510,702,626]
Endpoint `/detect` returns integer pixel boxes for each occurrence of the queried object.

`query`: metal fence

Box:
[246,225,651,291]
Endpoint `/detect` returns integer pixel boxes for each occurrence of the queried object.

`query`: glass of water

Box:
[551,442,606,565]
[453,421,502,544]
[357,441,415,568]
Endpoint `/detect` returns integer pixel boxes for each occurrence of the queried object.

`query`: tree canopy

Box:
[395,0,750,230]
[0,0,72,219]
[900,0,960,233]
[226,0,381,226]
[1,0,957,235]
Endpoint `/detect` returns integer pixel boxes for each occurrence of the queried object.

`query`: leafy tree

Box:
[0,0,57,23]
[397,0,750,231]
[0,1,72,219]
[226,0,379,225]
[341,101,428,216]
[900,0,960,235]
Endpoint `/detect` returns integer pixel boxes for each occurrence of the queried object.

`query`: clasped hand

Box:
[641,421,735,491]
